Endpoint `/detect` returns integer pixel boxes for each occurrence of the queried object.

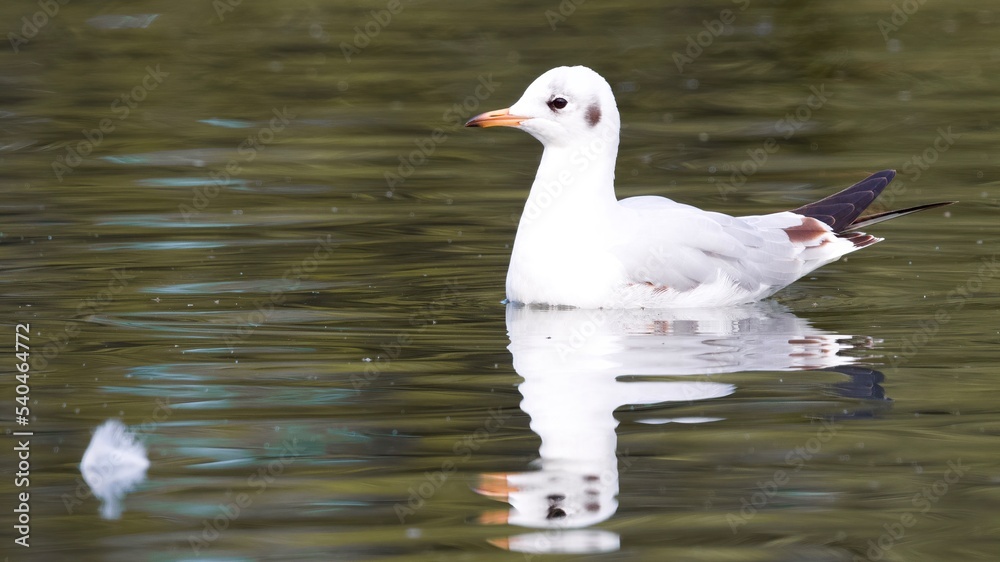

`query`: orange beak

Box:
[478,510,511,526]
[465,108,530,128]
[475,472,516,499]
[486,536,512,550]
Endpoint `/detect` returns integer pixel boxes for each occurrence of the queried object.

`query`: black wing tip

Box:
[920,200,958,210]
[845,200,957,231]
[790,171,954,234]
[790,170,898,232]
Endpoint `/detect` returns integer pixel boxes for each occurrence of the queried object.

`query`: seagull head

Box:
[466,66,620,149]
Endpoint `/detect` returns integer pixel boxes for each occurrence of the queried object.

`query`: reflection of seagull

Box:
[80,419,149,519]
[482,303,885,554]
[467,65,954,308]
[478,371,731,530]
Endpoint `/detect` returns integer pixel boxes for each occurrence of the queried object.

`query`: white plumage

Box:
[80,419,149,519]
[467,66,951,308]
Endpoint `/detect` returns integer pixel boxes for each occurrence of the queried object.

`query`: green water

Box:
[2,1,999,560]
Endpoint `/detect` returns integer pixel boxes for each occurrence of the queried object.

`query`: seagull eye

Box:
[548,97,568,110]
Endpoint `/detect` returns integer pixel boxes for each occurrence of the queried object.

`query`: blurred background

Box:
[1,1,998,560]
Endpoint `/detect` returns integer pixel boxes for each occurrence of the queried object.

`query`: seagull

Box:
[466,65,954,308]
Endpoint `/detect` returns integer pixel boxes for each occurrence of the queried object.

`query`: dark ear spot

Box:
[586,103,601,127]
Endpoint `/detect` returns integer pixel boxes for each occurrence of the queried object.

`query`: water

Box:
[2,1,999,560]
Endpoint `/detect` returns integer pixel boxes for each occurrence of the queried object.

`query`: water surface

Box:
[2,1,998,560]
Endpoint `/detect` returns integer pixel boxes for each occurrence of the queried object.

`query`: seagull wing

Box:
[615,197,824,293]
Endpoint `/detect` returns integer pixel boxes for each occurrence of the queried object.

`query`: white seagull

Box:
[466,65,953,308]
